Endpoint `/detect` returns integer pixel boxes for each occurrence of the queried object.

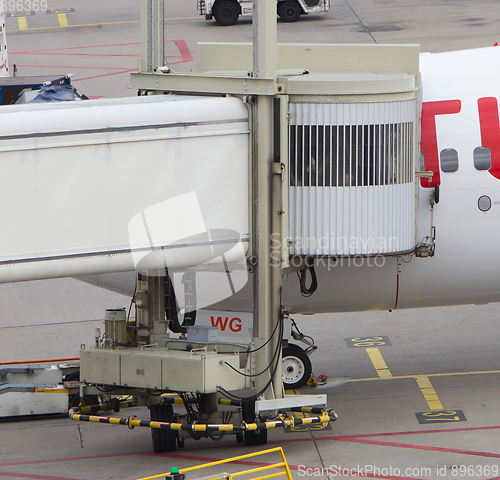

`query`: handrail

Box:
[135,447,293,480]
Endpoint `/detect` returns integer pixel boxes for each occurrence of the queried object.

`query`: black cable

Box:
[224,312,284,377]
[207,431,224,441]
[298,266,318,297]
[217,311,284,402]
[127,285,137,321]
[246,311,282,354]
[95,386,117,393]
[147,389,162,397]
[290,317,316,347]
[179,392,203,440]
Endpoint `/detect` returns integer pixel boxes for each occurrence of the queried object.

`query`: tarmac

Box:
[1,1,500,479]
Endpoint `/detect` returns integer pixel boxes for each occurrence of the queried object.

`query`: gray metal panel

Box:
[121,353,162,389]
[80,349,121,385]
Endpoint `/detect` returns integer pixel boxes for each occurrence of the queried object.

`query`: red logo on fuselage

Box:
[420,100,461,188]
[420,97,500,187]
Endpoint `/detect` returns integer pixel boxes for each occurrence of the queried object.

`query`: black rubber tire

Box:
[278,1,301,22]
[244,426,268,446]
[69,393,100,413]
[241,399,268,446]
[213,0,240,26]
[282,344,312,389]
[150,404,177,453]
[66,370,100,413]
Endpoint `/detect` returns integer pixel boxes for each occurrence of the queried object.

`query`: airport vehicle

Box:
[198,0,330,25]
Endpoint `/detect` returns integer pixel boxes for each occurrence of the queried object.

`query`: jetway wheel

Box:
[150,404,177,453]
[244,426,268,446]
[282,344,312,389]
[66,370,100,412]
[242,399,267,446]
[213,0,240,26]
[278,1,301,22]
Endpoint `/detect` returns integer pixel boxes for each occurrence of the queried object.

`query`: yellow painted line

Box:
[325,368,500,385]
[365,347,392,378]
[367,302,387,311]
[17,17,28,30]
[58,13,68,28]
[7,16,199,33]
[415,375,443,410]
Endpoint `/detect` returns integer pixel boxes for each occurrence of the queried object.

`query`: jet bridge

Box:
[0,0,423,453]
[77,40,420,451]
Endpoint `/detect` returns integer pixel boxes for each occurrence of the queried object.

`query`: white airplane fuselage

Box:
[81,46,500,315]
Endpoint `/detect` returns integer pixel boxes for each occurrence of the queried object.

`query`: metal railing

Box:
[135,447,293,480]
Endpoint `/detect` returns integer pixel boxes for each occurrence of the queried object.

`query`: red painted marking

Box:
[0,473,78,480]
[0,453,136,467]
[337,436,500,458]
[14,64,131,70]
[13,52,141,58]
[420,100,462,187]
[478,97,500,180]
[175,40,193,63]
[10,40,193,85]
[324,424,500,438]
[73,69,137,82]
[12,40,182,55]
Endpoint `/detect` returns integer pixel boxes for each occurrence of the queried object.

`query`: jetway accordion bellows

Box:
[288,100,416,256]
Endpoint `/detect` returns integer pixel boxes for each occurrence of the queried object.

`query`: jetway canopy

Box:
[0,95,249,283]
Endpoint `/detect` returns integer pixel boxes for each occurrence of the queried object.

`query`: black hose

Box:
[298,266,318,297]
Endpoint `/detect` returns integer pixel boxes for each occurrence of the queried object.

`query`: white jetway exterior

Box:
[0,95,249,282]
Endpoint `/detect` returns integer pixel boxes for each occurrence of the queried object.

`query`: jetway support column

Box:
[251,0,284,402]
[135,270,168,346]
[139,0,164,74]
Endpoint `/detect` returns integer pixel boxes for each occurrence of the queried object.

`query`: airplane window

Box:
[440,148,458,173]
[473,146,491,171]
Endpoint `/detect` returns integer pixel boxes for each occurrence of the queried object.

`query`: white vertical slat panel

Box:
[288,99,415,256]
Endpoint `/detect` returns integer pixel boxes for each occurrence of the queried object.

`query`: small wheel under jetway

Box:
[282,343,312,389]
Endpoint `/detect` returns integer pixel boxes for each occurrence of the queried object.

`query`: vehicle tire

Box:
[278,1,301,22]
[150,404,177,453]
[282,344,312,389]
[213,0,240,26]
[244,425,268,445]
[69,393,100,413]
[241,399,268,445]
[66,371,100,413]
